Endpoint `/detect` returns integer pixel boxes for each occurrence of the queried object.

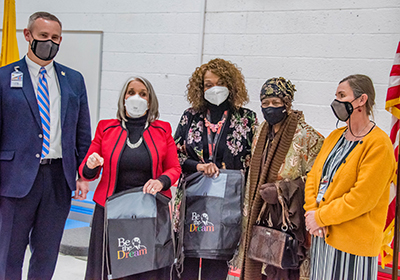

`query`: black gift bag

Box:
[180,169,244,260]
[105,187,173,279]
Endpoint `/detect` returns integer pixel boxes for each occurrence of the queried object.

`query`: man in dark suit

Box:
[0,12,91,279]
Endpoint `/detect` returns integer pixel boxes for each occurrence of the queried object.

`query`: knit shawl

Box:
[241,111,299,280]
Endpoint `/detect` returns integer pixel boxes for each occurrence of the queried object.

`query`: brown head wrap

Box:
[260,77,296,101]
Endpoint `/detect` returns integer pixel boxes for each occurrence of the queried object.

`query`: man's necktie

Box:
[37,67,50,158]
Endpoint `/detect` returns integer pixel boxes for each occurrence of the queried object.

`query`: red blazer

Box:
[79,119,181,206]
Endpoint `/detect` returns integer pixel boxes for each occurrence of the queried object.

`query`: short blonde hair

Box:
[117,76,159,123]
[28,12,62,31]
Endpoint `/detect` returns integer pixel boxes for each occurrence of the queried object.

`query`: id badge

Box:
[317,181,328,202]
[11,67,23,88]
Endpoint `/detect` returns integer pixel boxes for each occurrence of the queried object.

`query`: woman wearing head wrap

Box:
[238,77,324,280]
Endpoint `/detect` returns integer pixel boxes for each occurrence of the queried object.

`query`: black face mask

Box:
[330,99,354,121]
[262,106,287,125]
[31,38,59,61]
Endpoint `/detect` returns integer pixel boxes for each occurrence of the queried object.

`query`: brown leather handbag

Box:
[247,183,299,269]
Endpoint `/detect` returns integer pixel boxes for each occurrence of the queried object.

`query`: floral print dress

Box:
[173,106,258,231]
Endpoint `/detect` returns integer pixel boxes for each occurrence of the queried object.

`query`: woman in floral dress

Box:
[173,58,257,280]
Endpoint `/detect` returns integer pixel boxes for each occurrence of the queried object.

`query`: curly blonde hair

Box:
[186,58,249,112]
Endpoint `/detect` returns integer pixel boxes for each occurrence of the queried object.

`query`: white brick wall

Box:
[4,0,400,136]
[204,0,400,136]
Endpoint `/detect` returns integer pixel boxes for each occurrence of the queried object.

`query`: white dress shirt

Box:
[25,56,62,159]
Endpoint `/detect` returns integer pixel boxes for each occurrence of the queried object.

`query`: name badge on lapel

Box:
[10,66,23,88]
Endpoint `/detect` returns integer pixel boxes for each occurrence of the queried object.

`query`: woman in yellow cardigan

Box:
[304,74,396,280]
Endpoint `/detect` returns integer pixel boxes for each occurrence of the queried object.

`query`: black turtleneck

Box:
[115,115,151,193]
[207,99,230,123]
[83,114,170,194]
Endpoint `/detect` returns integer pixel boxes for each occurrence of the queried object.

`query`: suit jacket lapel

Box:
[54,62,70,129]
[19,58,42,128]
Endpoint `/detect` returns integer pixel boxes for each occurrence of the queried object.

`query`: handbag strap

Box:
[276,184,294,231]
[169,175,181,280]
[103,204,112,279]
[255,182,294,232]
[256,200,268,225]
[173,174,188,278]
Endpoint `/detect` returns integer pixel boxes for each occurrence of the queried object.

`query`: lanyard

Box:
[205,110,228,161]
[317,135,358,203]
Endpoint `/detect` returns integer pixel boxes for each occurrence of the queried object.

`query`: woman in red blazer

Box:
[79,76,181,280]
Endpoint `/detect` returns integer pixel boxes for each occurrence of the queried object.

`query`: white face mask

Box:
[204,86,229,106]
[124,94,148,118]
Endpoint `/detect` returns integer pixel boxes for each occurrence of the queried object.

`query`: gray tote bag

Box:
[105,187,173,279]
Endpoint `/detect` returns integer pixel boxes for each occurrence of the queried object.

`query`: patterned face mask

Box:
[330,95,361,122]
[31,37,60,61]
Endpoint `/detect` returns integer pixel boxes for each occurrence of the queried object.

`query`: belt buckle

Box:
[40,158,51,165]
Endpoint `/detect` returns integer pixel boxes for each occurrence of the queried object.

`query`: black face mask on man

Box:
[262,106,287,125]
[30,37,60,61]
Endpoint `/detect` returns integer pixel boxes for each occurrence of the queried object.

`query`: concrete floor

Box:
[21,249,239,280]
[22,249,86,280]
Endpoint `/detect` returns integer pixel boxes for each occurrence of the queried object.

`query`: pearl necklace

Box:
[122,120,149,149]
[126,137,143,149]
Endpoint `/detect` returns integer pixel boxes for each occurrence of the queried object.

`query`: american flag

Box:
[382,41,400,268]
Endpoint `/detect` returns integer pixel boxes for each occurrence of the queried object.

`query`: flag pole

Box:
[392,144,400,279]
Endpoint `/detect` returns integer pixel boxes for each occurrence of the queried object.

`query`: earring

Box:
[358,108,362,112]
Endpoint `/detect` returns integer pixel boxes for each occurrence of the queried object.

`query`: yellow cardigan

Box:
[304,126,396,257]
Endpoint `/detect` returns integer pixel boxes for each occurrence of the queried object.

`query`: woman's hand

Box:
[143,179,163,195]
[310,226,326,238]
[305,211,326,238]
[197,163,219,177]
[259,182,278,204]
[86,152,104,169]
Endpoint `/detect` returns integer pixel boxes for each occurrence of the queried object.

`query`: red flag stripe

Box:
[387,85,400,102]
[390,64,400,77]
[386,199,396,228]
[390,119,400,145]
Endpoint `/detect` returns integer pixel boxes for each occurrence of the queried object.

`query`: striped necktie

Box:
[37,67,50,158]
